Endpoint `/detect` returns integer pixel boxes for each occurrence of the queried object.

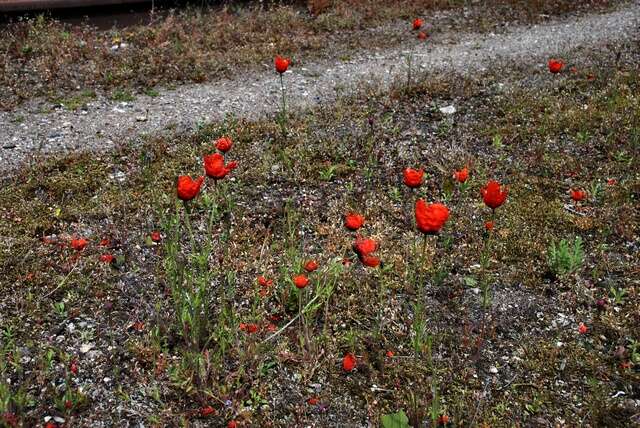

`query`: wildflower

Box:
[578,322,588,334]
[620,361,631,370]
[403,167,424,188]
[412,18,423,30]
[239,323,259,334]
[257,276,273,287]
[177,175,204,201]
[453,167,469,183]
[415,200,450,235]
[99,238,110,246]
[204,153,237,180]
[45,422,57,428]
[437,415,450,426]
[417,31,428,40]
[484,221,495,231]
[200,406,216,417]
[100,253,114,264]
[548,59,564,74]
[64,400,73,409]
[360,254,381,268]
[344,212,365,230]
[275,55,290,73]
[342,353,357,372]
[215,136,233,153]
[304,260,319,272]
[480,180,508,210]
[293,274,309,289]
[71,238,88,251]
[307,397,319,405]
[150,231,162,242]
[353,236,377,257]
[227,421,238,428]
[386,350,394,358]
[570,189,587,202]
[607,178,617,186]
[69,360,78,375]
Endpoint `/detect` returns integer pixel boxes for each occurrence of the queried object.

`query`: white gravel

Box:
[0,2,639,173]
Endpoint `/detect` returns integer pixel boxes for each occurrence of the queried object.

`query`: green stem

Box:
[279,73,287,134]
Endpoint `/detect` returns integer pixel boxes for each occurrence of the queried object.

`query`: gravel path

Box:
[1,2,639,172]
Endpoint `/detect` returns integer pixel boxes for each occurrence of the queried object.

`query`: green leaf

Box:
[381,410,410,428]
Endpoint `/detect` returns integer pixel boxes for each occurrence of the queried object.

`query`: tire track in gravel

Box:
[1,2,639,173]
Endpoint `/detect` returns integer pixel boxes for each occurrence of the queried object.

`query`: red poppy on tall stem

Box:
[275,55,290,74]
[360,254,381,267]
[453,167,469,183]
[71,238,88,251]
[150,231,162,242]
[342,353,357,372]
[548,59,564,74]
[415,200,450,235]
[353,236,377,257]
[403,167,424,188]
[257,276,273,287]
[412,18,423,30]
[293,274,309,289]
[100,253,115,264]
[215,136,233,153]
[480,180,508,210]
[570,189,587,202]
[204,153,237,180]
[304,260,319,272]
[344,212,365,230]
[177,175,204,201]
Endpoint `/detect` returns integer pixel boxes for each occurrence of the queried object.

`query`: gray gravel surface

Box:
[1,2,639,173]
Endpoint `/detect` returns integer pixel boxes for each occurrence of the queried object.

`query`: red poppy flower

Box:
[99,238,110,246]
[403,167,424,188]
[293,274,309,289]
[353,236,377,257]
[417,31,428,40]
[548,59,564,74]
[480,180,508,210]
[240,323,259,333]
[71,238,88,251]
[150,231,162,242]
[200,406,216,417]
[257,276,273,287]
[578,322,588,334]
[177,175,204,201]
[45,422,57,428]
[484,221,495,231]
[204,153,237,180]
[607,178,617,186]
[415,200,450,235]
[342,353,357,372]
[227,421,238,428]
[360,254,380,268]
[307,397,319,405]
[275,55,290,74]
[437,415,450,426]
[100,253,114,264]
[344,212,365,230]
[412,18,423,30]
[386,350,394,358]
[69,360,78,375]
[215,136,233,153]
[453,167,469,183]
[304,260,319,272]
[570,189,587,202]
